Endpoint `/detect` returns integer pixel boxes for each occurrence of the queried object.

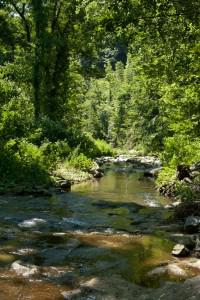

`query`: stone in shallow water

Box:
[60,180,71,190]
[42,248,71,265]
[172,244,190,257]
[11,260,39,278]
[52,232,68,237]
[18,218,47,228]
[10,248,38,256]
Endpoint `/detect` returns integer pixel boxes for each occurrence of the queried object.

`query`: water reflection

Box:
[71,170,170,206]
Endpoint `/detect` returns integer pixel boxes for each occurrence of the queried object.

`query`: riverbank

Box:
[156,161,200,202]
[0,154,160,196]
[0,166,100,197]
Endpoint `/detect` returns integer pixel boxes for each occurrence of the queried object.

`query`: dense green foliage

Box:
[0,0,199,192]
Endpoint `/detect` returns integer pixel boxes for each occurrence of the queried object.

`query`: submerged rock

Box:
[42,248,72,265]
[143,167,162,178]
[172,244,190,257]
[61,289,82,299]
[62,218,87,227]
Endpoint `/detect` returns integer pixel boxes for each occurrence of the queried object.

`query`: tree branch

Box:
[51,0,62,32]
[10,1,31,42]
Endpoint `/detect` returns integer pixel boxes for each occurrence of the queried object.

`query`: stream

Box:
[0,163,200,299]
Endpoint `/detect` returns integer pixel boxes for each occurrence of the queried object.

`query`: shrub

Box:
[0,139,51,186]
[64,130,114,158]
[161,135,200,167]
[64,130,99,158]
[0,96,34,141]
[156,166,176,188]
[67,153,94,171]
[38,116,68,142]
[94,139,115,156]
[40,140,71,167]
[175,181,197,201]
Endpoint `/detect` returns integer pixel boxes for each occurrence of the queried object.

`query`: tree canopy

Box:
[0,0,199,187]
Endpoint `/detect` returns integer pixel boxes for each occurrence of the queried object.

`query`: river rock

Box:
[18,218,47,228]
[42,248,73,265]
[148,263,187,278]
[11,260,39,278]
[93,170,103,178]
[10,248,38,256]
[172,244,190,257]
[96,155,161,169]
[147,266,167,276]
[60,180,71,190]
[170,233,196,250]
[184,216,200,233]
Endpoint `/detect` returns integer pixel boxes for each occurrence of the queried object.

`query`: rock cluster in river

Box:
[96,155,161,169]
[170,213,200,258]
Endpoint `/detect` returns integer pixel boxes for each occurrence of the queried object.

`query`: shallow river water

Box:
[0,166,197,299]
